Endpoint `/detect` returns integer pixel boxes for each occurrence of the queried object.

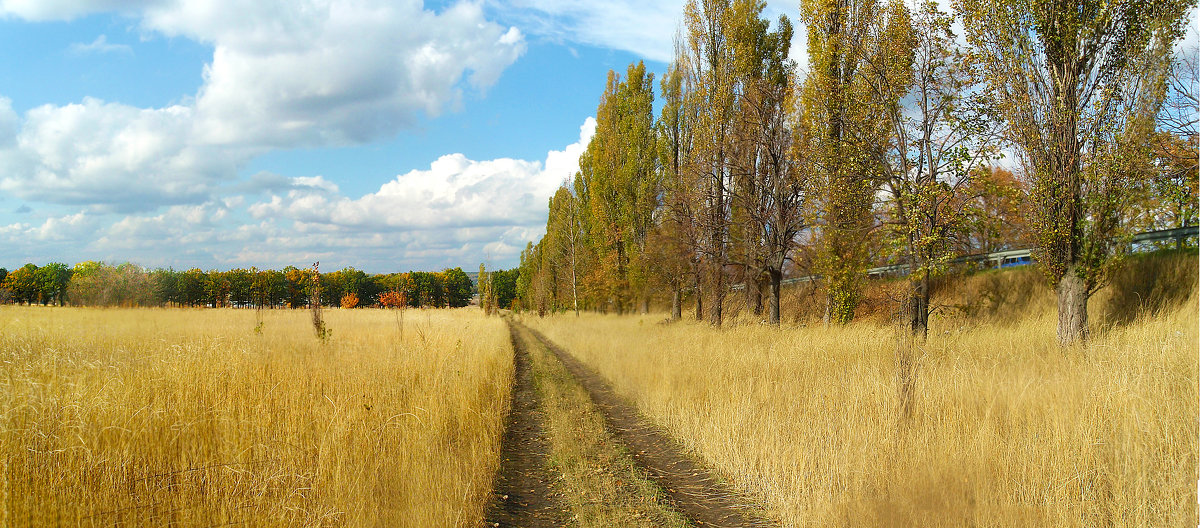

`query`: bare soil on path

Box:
[518,322,775,528]
[481,325,569,527]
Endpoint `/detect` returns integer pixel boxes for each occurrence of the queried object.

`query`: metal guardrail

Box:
[1130,226,1200,245]
[731,225,1199,290]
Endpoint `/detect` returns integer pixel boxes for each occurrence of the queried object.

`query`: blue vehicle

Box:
[1000,255,1032,268]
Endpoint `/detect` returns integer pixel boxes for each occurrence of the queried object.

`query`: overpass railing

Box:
[730,225,1198,290]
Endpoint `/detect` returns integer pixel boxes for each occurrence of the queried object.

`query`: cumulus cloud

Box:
[0,117,595,271]
[249,117,595,232]
[0,98,242,211]
[30,211,97,241]
[0,0,526,211]
[144,0,526,147]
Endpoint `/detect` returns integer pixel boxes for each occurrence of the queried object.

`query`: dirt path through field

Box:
[481,325,569,528]
[519,322,775,528]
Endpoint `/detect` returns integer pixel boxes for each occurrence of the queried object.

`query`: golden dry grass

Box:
[522,255,1199,526]
[0,307,511,527]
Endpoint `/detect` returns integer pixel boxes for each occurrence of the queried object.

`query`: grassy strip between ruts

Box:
[514,322,692,528]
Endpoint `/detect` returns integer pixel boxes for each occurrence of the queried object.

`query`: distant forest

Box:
[0,262,520,309]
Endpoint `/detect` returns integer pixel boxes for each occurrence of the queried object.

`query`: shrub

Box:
[379,290,406,309]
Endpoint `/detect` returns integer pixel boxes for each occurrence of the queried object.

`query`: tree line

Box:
[0,262,474,309]
[506,0,1197,344]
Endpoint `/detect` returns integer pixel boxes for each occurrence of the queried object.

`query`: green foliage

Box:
[66,262,155,307]
[490,268,520,310]
[0,260,474,311]
[37,262,72,306]
[800,0,893,324]
[958,0,1193,291]
[441,267,473,308]
[4,264,41,304]
[959,0,1192,342]
[571,62,659,313]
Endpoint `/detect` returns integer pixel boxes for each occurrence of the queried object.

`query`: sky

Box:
[0,1,1193,274]
[0,0,803,273]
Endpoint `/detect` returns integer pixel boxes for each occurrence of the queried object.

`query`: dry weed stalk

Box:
[310,261,330,341]
[252,267,266,334]
[891,285,926,423]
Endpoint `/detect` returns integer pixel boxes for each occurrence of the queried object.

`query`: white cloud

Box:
[146,0,526,147]
[0,97,243,210]
[0,96,17,146]
[0,211,101,267]
[251,117,595,232]
[69,34,132,55]
[494,0,803,66]
[0,0,161,21]
[497,0,682,62]
[0,117,595,271]
[31,211,96,240]
[0,0,526,210]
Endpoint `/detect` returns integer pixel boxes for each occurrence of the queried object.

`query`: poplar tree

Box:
[574,62,658,314]
[727,2,807,325]
[684,0,738,325]
[656,55,704,320]
[800,0,886,325]
[863,2,1001,337]
[545,185,586,314]
[959,0,1192,344]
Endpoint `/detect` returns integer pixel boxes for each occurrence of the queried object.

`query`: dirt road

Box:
[485,319,774,528]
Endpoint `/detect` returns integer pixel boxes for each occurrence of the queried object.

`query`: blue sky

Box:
[0,0,807,273]
[0,0,700,272]
[4,1,1186,274]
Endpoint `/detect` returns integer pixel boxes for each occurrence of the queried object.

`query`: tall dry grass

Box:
[0,307,511,527]
[521,252,1199,526]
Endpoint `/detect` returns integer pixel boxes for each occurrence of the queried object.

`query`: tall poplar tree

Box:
[656,55,704,320]
[574,62,658,314]
[800,0,886,325]
[959,0,1192,344]
[727,2,807,325]
[684,0,737,325]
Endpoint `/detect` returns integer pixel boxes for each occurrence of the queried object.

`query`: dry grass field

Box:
[0,307,512,527]
[1,251,1194,527]
[519,252,1199,526]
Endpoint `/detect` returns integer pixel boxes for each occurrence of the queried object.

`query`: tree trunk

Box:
[767,267,781,325]
[671,285,682,321]
[693,272,704,321]
[909,280,929,338]
[745,268,762,317]
[709,263,724,326]
[1056,265,1089,345]
[640,296,650,314]
[571,242,579,315]
[616,241,628,314]
[822,294,832,327]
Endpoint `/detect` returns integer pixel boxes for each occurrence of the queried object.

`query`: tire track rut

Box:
[481,324,568,527]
